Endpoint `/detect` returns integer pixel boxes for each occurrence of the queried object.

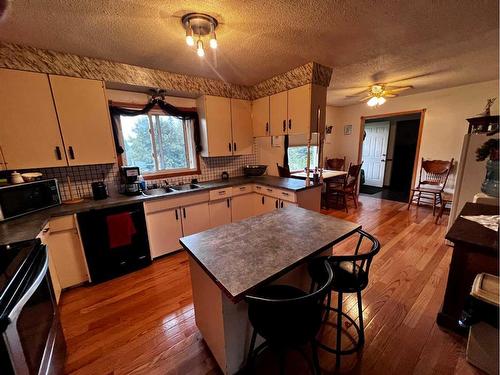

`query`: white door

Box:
[209,199,232,228]
[145,208,183,258]
[232,194,255,221]
[362,122,390,187]
[181,202,211,236]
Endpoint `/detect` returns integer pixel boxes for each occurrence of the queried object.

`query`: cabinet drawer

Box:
[209,187,233,201]
[144,191,209,214]
[277,189,296,203]
[253,184,274,195]
[49,215,76,232]
[232,184,253,196]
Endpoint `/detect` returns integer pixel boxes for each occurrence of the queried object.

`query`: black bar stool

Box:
[308,229,380,368]
[245,260,333,374]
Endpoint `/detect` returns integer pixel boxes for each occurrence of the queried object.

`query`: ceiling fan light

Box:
[377,97,386,105]
[197,39,205,57]
[209,25,217,49]
[367,97,378,107]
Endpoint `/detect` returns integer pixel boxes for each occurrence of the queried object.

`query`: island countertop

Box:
[179,206,360,302]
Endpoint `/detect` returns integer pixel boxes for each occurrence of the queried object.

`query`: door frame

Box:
[357,109,426,191]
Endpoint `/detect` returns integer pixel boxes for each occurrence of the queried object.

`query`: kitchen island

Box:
[180,206,360,374]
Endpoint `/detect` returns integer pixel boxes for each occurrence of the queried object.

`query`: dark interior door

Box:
[390,119,420,194]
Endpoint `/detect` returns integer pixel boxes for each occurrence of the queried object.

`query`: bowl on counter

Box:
[243,165,267,177]
[21,172,43,182]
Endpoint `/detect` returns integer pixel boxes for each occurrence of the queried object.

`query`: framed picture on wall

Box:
[344,124,353,135]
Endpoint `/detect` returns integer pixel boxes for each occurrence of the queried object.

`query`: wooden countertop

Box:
[446,202,499,253]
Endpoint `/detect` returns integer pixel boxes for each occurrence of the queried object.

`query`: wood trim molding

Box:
[357,109,426,194]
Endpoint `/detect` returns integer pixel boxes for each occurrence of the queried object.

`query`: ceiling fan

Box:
[347,84,413,106]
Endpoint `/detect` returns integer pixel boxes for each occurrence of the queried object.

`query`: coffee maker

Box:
[120,166,142,195]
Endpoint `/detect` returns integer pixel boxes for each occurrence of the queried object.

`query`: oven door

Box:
[2,246,64,375]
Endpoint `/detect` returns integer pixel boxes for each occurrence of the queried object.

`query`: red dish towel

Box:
[106,212,137,249]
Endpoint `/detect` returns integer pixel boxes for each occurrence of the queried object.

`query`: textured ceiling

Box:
[0,0,498,105]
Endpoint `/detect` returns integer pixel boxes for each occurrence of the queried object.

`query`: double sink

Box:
[142,183,201,197]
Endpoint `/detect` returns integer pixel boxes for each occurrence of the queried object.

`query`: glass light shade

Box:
[209,37,218,49]
[197,39,205,57]
[377,97,386,105]
[367,97,378,107]
[186,35,194,46]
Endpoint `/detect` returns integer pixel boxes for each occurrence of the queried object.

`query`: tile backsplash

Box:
[19,150,257,201]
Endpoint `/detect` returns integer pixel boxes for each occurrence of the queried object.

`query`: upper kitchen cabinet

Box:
[49,75,116,166]
[230,99,253,155]
[197,95,253,157]
[0,69,67,169]
[269,91,288,136]
[251,96,270,137]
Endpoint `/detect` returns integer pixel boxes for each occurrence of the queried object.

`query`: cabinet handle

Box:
[261,196,264,205]
[282,192,289,196]
[288,119,292,130]
[265,122,269,133]
[275,199,278,209]
[228,143,232,152]
[175,209,179,220]
[266,188,273,192]
[233,142,237,152]
[182,207,186,218]
[55,146,62,160]
[282,120,286,132]
[227,198,230,208]
[68,146,75,159]
[280,201,284,208]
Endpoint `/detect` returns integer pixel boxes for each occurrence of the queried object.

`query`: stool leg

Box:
[324,290,332,322]
[336,292,343,368]
[311,340,321,375]
[407,190,415,210]
[357,290,365,346]
[247,328,257,370]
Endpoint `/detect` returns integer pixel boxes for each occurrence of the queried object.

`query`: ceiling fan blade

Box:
[385,86,412,92]
[345,88,370,98]
[358,96,372,102]
[384,94,398,98]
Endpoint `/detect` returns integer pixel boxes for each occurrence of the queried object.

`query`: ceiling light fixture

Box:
[181,13,219,57]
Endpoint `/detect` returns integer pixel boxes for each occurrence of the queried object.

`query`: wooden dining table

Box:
[290,169,347,181]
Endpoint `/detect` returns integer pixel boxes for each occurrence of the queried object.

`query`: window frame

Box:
[113,102,201,179]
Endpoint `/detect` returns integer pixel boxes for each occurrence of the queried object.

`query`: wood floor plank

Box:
[60,196,485,374]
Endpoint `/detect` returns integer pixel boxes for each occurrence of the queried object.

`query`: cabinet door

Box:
[181,202,211,236]
[0,69,67,169]
[232,194,255,222]
[280,199,298,209]
[231,99,253,155]
[198,95,232,157]
[310,84,327,133]
[37,227,62,304]
[287,84,312,135]
[209,198,232,228]
[145,208,183,258]
[49,75,116,166]
[269,91,288,136]
[254,194,277,216]
[46,229,88,288]
[251,96,270,137]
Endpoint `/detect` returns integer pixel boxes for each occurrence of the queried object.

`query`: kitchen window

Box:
[118,111,198,176]
[287,145,319,172]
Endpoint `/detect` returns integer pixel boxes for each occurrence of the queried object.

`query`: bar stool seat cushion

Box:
[247,285,323,347]
[309,259,368,293]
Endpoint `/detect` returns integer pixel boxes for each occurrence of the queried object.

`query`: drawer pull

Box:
[218,191,226,195]
[239,186,246,191]
[266,188,273,192]
[282,192,289,196]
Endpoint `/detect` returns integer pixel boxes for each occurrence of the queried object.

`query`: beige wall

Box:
[324,80,499,188]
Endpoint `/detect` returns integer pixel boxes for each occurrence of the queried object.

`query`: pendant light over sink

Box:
[181,13,218,58]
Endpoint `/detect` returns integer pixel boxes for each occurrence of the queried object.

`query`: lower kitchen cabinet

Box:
[181,202,211,236]
[209,198,232,228]
[254,194,277,216]
[231,194,255,222]
[146,207,183,258]
[280,199,298,209]
[45,218,89,289]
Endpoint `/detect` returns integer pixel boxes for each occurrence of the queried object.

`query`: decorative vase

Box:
[481,159,499,197]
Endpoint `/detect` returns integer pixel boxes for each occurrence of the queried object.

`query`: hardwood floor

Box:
[60,196,484,374]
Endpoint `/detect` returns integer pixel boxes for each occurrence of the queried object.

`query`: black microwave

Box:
[0,179,61,221]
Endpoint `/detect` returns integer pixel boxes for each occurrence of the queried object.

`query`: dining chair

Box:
[326,157,346,171]
[276,163,291,178]
[308,229,381,368]
[407,158,454,215]
[325,162,363,212]
[245,260,333,374]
